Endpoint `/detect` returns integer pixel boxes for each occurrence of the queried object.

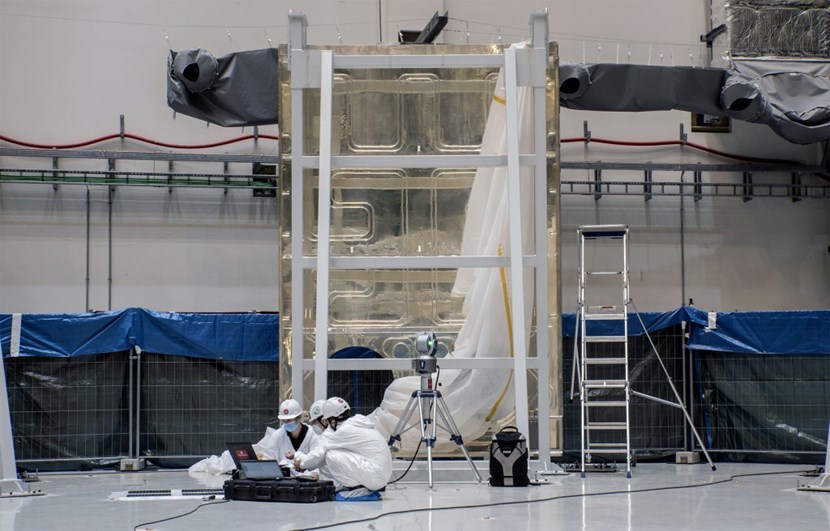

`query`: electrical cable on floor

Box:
[296,468,814,531]
[387,439,423,485]
[133,498,229,531]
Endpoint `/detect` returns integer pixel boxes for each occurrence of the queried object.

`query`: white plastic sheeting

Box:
[369,42,537,451]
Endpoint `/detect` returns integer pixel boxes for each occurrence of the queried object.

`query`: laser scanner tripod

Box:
[387,332,482,488]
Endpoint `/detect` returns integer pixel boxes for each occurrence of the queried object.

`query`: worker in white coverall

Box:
[188,397,318,475]
[306,399,327,435]
[259,398,319,468]
[293,397,393,496]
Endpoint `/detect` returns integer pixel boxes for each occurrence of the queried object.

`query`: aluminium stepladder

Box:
[576,224,633,478]
[574,224,716,478]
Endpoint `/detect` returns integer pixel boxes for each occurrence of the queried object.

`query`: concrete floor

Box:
[1,463,829,530]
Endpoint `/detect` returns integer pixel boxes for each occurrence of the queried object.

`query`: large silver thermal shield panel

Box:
[278,30,561,455]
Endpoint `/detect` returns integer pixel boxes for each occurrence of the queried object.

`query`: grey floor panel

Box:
[1,464,828,530]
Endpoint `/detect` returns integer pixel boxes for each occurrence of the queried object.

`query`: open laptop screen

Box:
[226,442,257,469]
[239,459,285,480]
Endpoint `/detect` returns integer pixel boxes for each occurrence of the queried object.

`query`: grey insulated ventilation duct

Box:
[559,61,830,144]
[721,75,770,123]
[167,47,279,127]
[558,63,726,115]
[171,49,219,93]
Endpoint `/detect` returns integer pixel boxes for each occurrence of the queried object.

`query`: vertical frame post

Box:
[289,12,308,403]
[314,50,334,401]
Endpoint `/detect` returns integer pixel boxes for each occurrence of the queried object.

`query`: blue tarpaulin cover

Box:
[563,307,829,355]
[0,308,278,361]
[1,307,827,360]
[685,310,830,355]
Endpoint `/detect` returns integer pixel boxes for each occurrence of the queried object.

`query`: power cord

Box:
[296,468,814,531]
[387,439,424,484]
[388,365,441,484]
[133,498,229,530]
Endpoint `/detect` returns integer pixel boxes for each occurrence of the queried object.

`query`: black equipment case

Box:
[223,478,336,503]
[489,426,530,487]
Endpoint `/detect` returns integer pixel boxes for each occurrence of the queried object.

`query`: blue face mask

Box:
[283,422,298,432]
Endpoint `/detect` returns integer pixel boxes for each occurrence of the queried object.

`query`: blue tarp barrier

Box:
[2,306,827,360]
[562,306,709,338]
[563,306,829,355]
[0,308,278,361]
[685,310,830,355]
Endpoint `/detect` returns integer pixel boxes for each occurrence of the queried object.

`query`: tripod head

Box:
[412,331,438,375]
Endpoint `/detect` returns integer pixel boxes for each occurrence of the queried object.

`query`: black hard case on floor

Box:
[223,478,336,503]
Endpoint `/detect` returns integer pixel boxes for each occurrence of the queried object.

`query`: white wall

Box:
[0,0,827,314]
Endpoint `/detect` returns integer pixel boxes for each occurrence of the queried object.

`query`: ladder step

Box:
[584,313,626,320]
[584,380,627,388]
[586,422,628,430]
[586,271,623,276]
[585,335,627,343]
[584,401,627,407]
[579,224,628,239]
[584,357,627,365]
[588,443,628,448]
[586,448,629,454]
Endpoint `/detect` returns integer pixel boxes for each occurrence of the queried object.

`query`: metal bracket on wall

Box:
[52,157,59,191]
[791,173,802,202]
[693,168,703,202]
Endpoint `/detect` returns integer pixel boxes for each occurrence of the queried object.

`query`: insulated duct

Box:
[558,63,726,116]
[559,61,830,145]
[167,48,279,127]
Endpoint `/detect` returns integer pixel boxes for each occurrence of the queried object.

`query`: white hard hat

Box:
[309,399,326,422]
[322,396,350,420]
[278,398,302,420]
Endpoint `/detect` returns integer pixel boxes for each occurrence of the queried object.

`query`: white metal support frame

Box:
[313,49,334,401]
[797,420,830,492]
[288,12,308,404]
[286,11,556,466]
[0,334,42,497]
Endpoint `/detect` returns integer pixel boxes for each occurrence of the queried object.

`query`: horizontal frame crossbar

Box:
[300,357,541,370]
[301,255,542,269]
[334,53,507,70]
[301,154,539,169]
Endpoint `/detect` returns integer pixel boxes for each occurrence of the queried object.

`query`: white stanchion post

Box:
[0,340,41,497]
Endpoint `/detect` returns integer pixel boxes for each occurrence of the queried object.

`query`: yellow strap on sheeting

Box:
[492,94,506,106]
[485,243,515,422]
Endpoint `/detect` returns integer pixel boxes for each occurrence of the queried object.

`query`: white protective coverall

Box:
[188,424,317,475]
[259,424,318,467]
[294,414,392,491]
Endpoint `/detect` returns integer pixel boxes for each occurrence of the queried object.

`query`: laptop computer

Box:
[238,459,286,480]
[226,442,287,480]
[226,442,258,469]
